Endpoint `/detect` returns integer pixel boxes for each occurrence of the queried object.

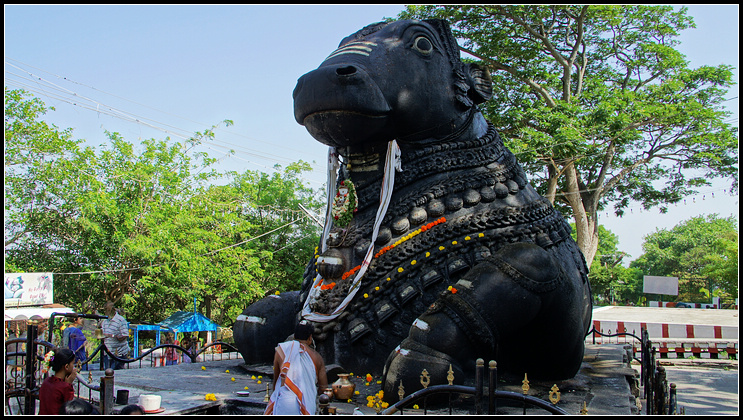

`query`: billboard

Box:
[643,276,679,296]
[4,273,54,306]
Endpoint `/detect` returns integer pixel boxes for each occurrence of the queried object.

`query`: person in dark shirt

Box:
[38,348,77,414]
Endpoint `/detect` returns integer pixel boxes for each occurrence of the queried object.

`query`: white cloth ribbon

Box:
[302,140,402,322]
[320,147,340,255]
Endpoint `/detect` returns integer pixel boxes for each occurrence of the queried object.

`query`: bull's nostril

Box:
[336,66,357,76]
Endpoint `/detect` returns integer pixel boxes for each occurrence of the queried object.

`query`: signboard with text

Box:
[643,275,679,296]
[4,272,54,306]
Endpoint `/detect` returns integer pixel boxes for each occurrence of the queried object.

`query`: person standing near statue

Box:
[164,333,179,366]
[61,320,72,350]
[100,302,130,370]
[66,316,88,370]
[264,320,328,415]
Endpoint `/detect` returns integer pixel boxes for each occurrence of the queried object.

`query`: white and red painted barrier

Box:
[589,320,738,341]
[648,301,716,309]
[588,320,738,357]
[652,341,739,359]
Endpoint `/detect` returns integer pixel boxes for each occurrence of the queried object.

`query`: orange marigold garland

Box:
[317,217,448,291]
[341,265,361,280]
[374,217,446,259]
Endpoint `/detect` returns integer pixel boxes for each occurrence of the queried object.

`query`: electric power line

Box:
[51,216,308,276]
[5,58,328,168]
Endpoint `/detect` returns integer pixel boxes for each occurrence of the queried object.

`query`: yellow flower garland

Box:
[312,217,492,306]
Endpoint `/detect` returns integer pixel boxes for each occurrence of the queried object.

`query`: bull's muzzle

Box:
[293,64,392,148]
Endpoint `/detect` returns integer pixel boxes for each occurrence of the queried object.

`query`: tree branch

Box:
[4,228,29,248]
[459,46,558,108]
[495,6,569,69]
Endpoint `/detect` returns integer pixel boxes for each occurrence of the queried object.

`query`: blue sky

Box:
[4,4,739,264]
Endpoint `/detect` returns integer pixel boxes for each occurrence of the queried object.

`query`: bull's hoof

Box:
[382,338,465,403]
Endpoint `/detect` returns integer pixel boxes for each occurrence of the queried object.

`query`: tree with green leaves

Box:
[630,214,738,302]
[5,88,323,326]
[400,5,738,266]
[572,223,641,305]
[5,87,82,249]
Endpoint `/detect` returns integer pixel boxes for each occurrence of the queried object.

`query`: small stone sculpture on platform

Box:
[234,18,592,402]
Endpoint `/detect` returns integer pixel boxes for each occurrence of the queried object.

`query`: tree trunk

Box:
[545,165,558,205]
[563,162,598,268]
[581,212,599,269]
[205,295,212,320]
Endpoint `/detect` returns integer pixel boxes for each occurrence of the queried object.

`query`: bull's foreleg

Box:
[382,243,570,402]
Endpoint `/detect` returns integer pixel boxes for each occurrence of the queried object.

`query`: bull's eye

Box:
[412,36,433,55]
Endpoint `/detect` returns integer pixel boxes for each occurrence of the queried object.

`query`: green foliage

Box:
[630,214,738,301]
[400,6,738,266]
[5,88,82,250]
[4,88,323,326]
[572,223,642,305]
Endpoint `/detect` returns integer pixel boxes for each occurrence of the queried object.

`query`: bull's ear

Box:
[465,63,493,105]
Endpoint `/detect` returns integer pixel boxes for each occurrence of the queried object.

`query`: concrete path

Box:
[76,343,638,415]
[90,358,261,414]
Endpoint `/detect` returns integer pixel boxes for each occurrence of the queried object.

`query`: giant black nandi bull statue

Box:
[234,19,592,401]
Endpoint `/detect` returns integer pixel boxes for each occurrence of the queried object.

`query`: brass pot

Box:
[331,373,355,401]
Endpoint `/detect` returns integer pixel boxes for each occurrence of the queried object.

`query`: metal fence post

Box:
[475,358,484,415]
[592,326,596,344]
[99,344,106,371]
[100,369,115,415]
[669,383,677,415]
[24,322,39,415]
[488,360,496,415]
[641,328,650,400]
[319,393,330,415]
[656,365,667,415]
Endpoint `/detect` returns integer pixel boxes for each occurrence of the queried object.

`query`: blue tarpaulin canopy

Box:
[131,299,221,357]
[131,323,171,358]
[159,298,221,334]
[131,313,221,357]
[158,311,221,333]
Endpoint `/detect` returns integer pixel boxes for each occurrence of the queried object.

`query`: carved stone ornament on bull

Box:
[233,19,592,402]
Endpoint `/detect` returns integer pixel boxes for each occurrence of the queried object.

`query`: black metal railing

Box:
[91,340,240,370]
[587,325,682,415]
[377,327,682,415]
[588,325,643,345]
[380,359,568,415]
[5,320,239,415]
[4,322,75,415]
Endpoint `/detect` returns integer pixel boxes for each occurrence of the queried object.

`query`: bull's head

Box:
[293,19,492,151]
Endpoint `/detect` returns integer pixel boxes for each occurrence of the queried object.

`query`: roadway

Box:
[663,365,739,415]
